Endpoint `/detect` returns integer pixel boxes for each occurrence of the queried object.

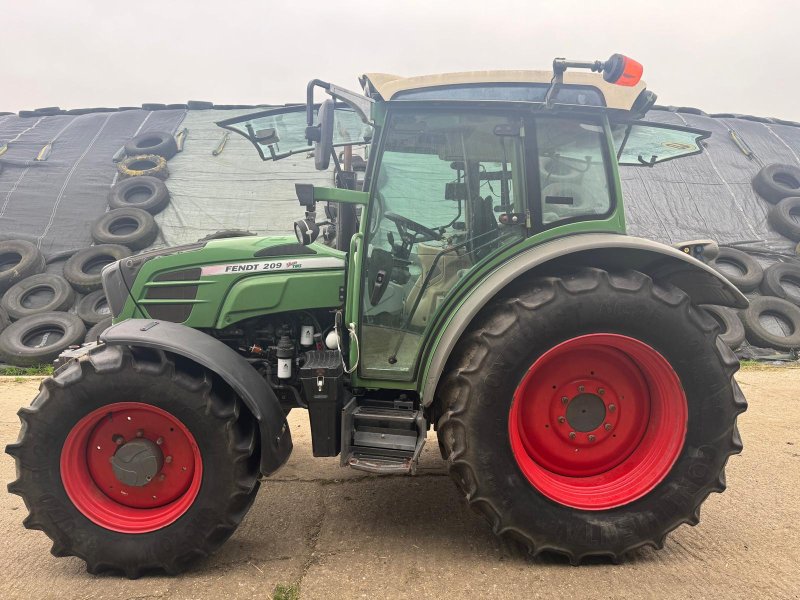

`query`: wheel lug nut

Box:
[156,437,163,445]
[569,431,576,440]
[598,388,605,396]
[561,396,569,405]
[557,416,566,424]
[588,435,596,442]
[113,435,124,446]
[608,404,616,412]
[165,456,173,463]
[604,423,612,431]
[578,385,585,392]
[159,474,166,481]
[136,429,144,438]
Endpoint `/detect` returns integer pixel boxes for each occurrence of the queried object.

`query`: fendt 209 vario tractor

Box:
[7,54,747,577]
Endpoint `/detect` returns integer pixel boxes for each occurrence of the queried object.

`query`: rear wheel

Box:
[436,268,746,562]
[6,344,260,577]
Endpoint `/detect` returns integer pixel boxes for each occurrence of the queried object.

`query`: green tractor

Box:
[7,54,747,576]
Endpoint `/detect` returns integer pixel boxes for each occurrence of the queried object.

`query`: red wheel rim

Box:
[509,334,687,510]
[61,402,202,533]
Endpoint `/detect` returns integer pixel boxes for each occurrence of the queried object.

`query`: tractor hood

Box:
[103,236,346,329]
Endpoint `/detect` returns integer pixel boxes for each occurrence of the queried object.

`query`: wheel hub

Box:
[111,438,163,487]
[509,333,688,510]
[566,393,606,432]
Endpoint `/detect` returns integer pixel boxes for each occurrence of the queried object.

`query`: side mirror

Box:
[314,99,335,170]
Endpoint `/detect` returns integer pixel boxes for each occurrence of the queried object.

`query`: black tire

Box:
[0,239,46,294]
[108,176,170,214]
[436,268,745,563]
[91,208,159,251]
[6,344,261,577]
[1,273,76,320]
[124,131,178,160]
[0,312,85,366]
[760,262,800,306]
[700,304,746,349]
[64,245,131,294]
[198,230,257,242]
[76,290,111,325]
[117,154,169,180]
[767,196,800,241]
[752,163,800,204]
[84,316,112,343]
[740,295,800,349]
[0,306,9,334]
[709,247,764,292]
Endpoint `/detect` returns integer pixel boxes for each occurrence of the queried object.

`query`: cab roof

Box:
[361,70,647,111]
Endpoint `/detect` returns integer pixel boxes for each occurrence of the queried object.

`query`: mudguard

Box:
[421,233,748,405]
[101,319,291,475]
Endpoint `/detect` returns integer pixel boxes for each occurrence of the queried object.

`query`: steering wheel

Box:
[384,212,442,243]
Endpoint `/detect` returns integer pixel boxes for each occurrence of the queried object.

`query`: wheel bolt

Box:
[156,437,163,445]
[557,416,566,424]
[165,456,173,463]
[136,429,144,438]
[604,423,612,431]
[578,385,585,393]
[569,431,576,440]
[597,388,605,396]
[608,404,616,412]
[588,435,596,443]
[158,474,166,481]
[561,396,569,405]
[113,435,124,446]
[145,475,152,482]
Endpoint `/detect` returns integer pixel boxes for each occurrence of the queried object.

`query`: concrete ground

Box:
[0,367,798,600]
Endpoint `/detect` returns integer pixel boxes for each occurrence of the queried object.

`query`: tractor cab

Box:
[219,54,711,382]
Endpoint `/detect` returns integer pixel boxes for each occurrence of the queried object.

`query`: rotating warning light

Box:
[602,54,643,87]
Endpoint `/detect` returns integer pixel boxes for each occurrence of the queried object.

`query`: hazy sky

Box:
[2,0,798,119]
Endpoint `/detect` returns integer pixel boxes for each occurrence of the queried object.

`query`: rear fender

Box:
[102,319,291,475]
[421,233,747,406]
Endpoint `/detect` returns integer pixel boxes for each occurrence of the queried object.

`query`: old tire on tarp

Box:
[0,240,46,294]
[91,208,158,251]
[124,131,177,160]
[1,273,76,320]
[84,316,112,343]
[0,306,9,334]
[700,304,746,349]
[0,312,85,366]
[76,290,111,325]
[64,245,131,294]
[767,196,800,241]
[709,247,763,292]
[117,154,169,180]
[760,262,800,306]
[752,164,800,204]
[108,176,170,215]
[739,296,800,350]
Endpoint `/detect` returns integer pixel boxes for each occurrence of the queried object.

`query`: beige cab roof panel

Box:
[361,70,646,111]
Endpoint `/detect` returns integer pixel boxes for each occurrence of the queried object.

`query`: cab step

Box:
[341,398,426,474]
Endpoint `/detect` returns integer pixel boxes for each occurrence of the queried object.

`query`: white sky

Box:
[2,0,798,120]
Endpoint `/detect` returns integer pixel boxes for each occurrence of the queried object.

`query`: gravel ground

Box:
[1,367,798,599]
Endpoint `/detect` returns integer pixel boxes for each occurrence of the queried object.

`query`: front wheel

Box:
[6,344,260,577]
[436,268,746,563]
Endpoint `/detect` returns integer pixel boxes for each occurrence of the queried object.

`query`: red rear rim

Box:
[509,334,687,510]
[61,402,202,533]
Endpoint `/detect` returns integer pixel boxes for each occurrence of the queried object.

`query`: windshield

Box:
[218,104,372,161]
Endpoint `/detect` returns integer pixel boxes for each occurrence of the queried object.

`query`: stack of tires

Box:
[700,163,800,355]
[0,241,130,366]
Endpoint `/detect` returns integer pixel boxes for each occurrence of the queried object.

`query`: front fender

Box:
[101,319,291,475]
[421,233,747,406]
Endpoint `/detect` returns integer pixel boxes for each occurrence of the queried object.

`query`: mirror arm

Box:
[306,79,331,137]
